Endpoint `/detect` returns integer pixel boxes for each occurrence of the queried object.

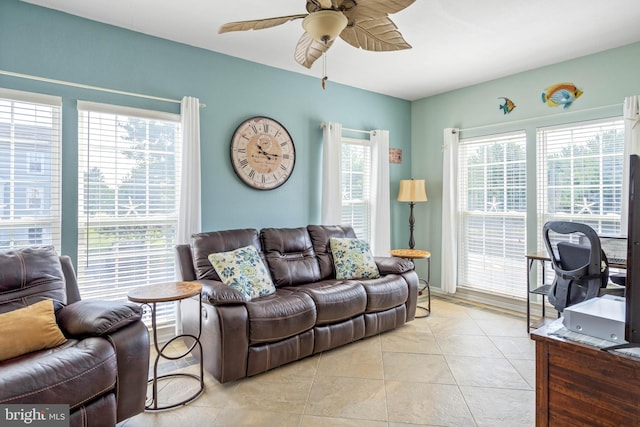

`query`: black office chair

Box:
[542,221,609,313]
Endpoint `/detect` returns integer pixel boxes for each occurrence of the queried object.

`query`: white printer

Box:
[563,294,627,343]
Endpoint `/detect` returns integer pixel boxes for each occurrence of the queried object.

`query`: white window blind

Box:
[0,88,61,250]
[341,137,372,241]
[77,101,181,326]
[457,131,527,298]
[537,118,624,238]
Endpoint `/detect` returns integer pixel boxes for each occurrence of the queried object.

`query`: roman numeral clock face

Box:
[230,117,296,190]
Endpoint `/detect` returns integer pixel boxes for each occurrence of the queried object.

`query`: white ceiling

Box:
[23,0,640,101]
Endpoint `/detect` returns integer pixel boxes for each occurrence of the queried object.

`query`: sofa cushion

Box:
[245,289,316,344]
[0,299,67,362]
[208,245,276,301]
[191,229,262,281]
[290,280,367,325]
[359,275,409,312]
[0,337,117,409]
[261,227,321,287]
[330,237,380,280]
[0,246,67,313]
[307,225,357,279]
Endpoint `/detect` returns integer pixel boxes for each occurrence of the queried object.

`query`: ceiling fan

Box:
[219,0,416,69]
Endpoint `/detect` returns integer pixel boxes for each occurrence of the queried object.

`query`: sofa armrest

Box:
[56,300,142,338]
[198,279,246,305]
[375,256,415,275]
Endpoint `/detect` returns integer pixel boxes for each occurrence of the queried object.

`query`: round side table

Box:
[390,249,431,318]
[128,281,204,411]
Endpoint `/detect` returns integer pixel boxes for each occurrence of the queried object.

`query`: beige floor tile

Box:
[226,375,313,414]
[490,336,536,360]
[460,386,535,427]
[429,299,471,315]
[402,319,435,336]
[446,355,531,390]
[301,415,388,426]
[475,317,528,337]
[305,377,387,421]
[149,374,205,408]
[383,352,455,384]
[316,337,384,379]
[426,316,486,336]
[380,326,441,354]
[508,359,536,389]
[436,335,503,357]
[385,381,476,426]
[463,305,520,321]
[212,408,302,427]
[121,405,223,427]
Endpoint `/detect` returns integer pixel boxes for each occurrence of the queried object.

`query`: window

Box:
[341,137,372,241]
[77,101,180,326]
[457,132,527,297]
[537,118,624,237]
[0,88,61,250]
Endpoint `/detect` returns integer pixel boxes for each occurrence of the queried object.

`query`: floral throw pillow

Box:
[329,237,380,280]
[208,245,276,301]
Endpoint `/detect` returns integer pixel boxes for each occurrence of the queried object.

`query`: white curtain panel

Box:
[441,128,459,293]
[321,122,343,225]
[370,130,391,256]
[176,96,202,333]
[622,96,640,232]
[177,96,202,244]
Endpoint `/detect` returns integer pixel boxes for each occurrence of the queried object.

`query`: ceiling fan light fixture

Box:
[302,10,348,43]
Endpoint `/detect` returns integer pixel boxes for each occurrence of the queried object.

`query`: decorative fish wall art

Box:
[542,83,583,109]
[498,97,516,114]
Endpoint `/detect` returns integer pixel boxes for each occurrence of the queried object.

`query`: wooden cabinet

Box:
[531,327,640,426]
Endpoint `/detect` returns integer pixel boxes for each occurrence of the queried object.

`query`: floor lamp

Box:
[397,179,428,249]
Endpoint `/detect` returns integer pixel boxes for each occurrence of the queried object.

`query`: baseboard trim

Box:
[431,286,558,320]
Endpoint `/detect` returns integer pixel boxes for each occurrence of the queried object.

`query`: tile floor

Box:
[119,296,536,427]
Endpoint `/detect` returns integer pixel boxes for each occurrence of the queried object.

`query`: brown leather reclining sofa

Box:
[0,246,149,427]
[176,225,419,383]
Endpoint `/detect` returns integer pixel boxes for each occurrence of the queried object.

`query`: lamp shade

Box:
[397,179,428,202]
[302,10,348,43]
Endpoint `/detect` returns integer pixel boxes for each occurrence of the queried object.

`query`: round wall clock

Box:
[230,116,296,190]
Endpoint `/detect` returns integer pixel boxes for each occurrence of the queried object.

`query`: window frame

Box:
[340,136,373,242]
[456,131,528,298]
[536,117,625,239]
[76,100,181,328]
[0,88,62,250]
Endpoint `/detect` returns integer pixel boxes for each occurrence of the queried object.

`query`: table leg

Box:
[145,295,204,411]
[527,259,533,332]
[416,257,431,318]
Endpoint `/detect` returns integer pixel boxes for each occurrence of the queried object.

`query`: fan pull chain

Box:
[321,52,328,90]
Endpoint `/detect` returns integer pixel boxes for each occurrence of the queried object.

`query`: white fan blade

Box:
[340,17,411,51]
[294,32,333,68]
[219,14,307,34]
[343,0,415,21]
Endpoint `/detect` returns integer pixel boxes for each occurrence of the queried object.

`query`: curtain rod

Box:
[320,123,376,135]
[454,103,622,134]
[0,69,206,108]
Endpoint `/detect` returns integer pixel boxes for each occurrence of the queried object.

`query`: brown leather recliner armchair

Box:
[0,246,150,427]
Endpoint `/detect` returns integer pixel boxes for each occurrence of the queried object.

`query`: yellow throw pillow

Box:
[0,299,67,362]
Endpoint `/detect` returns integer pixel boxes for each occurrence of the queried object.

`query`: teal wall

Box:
[412,42,640,290]
[0,0,412,262]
